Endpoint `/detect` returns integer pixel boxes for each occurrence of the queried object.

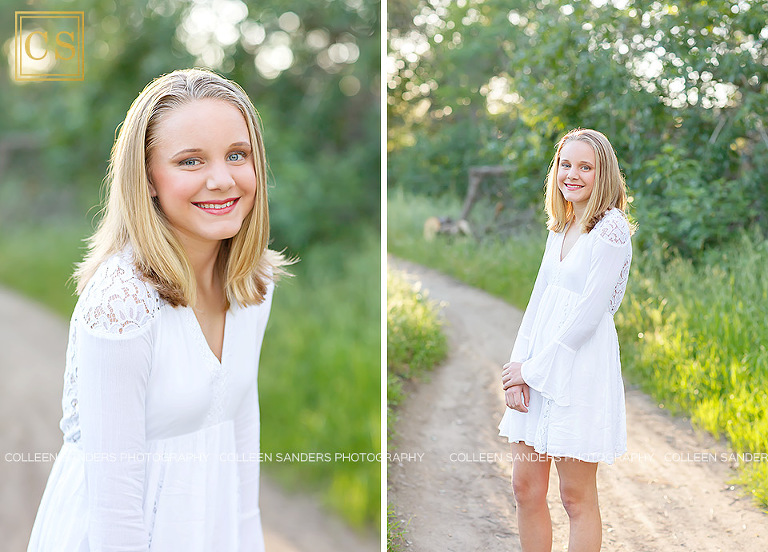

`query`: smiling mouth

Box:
[193,198,238,210]
[564,183,584,190]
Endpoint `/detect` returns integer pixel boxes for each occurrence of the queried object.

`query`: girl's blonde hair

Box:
[544,128,633,234]
[75,68,288,307]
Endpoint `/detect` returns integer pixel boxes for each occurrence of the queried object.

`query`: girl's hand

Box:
[505,384,530,412]
[501,361,525,389]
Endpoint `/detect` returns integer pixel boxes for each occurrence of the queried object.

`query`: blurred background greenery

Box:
[1,0,380,530]
[387,0,768,509]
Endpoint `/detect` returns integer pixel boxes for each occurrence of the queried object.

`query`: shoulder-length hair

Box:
[544,128,633,234]
[74,68,289,307]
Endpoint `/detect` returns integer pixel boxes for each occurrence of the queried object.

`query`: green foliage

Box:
[388,0,768,254]
[0,0,380,256]
[386,503,409,552]
[386,266,447,433]
[387,188,545,309]
[0,221,87,317]
[387,269,447,380]
[260,232,380,528]
[616,232,768,504]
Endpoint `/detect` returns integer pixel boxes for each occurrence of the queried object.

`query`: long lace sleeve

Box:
[521,212,632,406]
[509,231,556,362]
[77,258,160,551]
[234,282,274,552]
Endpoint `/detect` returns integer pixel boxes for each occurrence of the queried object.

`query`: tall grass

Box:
[387,188,545,310]
[616,235,768,506]
[388,190,768,509]
[0,220,88,316]
[387,268,448,428]
[259,231,381,528]
[0,221,381,528]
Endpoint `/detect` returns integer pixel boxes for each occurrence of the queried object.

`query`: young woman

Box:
[498,128,633,551]
[28,68,288,552]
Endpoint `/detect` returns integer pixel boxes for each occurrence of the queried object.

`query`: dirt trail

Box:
[388,257,768,551]
[0,286,377,552]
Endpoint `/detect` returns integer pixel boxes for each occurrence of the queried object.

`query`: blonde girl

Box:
[28,68,288,552]
[499,128,633,551]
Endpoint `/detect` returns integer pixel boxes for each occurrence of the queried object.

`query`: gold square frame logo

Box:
[15,11,85,81]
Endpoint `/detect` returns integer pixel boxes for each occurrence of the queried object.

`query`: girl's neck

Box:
[571,203,586,228]
[177,235,223,300]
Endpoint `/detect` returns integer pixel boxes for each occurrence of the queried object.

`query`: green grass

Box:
[615,235,768,507]
[259,231,381,528]
[388,190,768,510]
[0,220,381,529]
[387,503,409,552]
[0,219,90,316]
[386,268,448,429]
[387,188,545,310]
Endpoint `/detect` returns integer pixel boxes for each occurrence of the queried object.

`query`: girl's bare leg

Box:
[554,458,601,552]
[510,442,552,552]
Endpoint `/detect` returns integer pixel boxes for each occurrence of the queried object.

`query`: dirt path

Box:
[0,286,377,552]
[388,257,768,551]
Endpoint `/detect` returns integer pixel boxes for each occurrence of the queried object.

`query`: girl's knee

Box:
[559,482,598,518]
[512,471,548,507]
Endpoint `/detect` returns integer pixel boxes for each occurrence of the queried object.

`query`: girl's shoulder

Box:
[77,250,163,338]
[592,208,631,247]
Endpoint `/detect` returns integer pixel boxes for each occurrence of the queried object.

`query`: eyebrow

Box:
[560,158,594,166]
[170,142,252,159]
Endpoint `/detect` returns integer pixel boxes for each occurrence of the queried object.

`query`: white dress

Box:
[498,208,632,464]
[28,249,273,551]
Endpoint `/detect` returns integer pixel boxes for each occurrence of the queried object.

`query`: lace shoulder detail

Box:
[78,252,162,338]
[595,209,631,247]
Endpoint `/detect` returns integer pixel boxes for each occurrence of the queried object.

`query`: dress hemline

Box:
[497,432,626,465]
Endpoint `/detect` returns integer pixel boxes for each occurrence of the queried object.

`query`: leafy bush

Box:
[387,270,447,378]
[388,0,768,255]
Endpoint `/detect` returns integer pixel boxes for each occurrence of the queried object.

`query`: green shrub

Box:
[386,268,448,431]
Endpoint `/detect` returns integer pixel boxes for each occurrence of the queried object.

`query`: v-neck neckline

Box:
[185,307,230,366]
[559,222,583,263]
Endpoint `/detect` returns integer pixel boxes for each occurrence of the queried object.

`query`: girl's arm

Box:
[520,214,631,406]
[233,282,274,552]
[77,274,158,551]
[509,230,555,362]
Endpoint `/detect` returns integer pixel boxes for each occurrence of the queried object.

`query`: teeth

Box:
[196,200,235,209]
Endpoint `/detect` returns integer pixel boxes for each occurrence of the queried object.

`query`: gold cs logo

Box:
[14,11,85,81]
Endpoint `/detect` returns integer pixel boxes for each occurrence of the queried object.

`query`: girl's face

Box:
[557,140,596,211]
[147,98,257,251]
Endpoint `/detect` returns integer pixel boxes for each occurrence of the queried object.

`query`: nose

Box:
[567,166,579,180]
[206,160,235,191]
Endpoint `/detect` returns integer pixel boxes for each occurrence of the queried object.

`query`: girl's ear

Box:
[147,174,158,197]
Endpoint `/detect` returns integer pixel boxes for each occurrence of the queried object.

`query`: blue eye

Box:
[581,165,591,171]
[228,152,246,162]
[560,162,570,168]
[179,158,200,167]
